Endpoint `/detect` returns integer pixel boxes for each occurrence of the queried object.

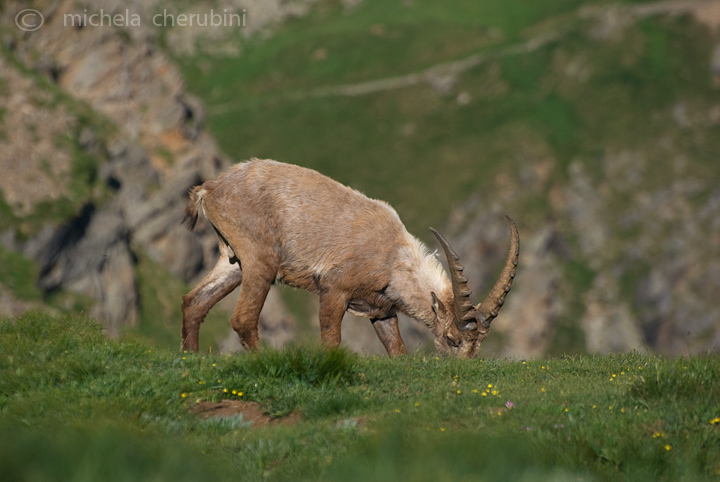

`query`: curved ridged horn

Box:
[429,227,476,330]
[475,216,519,329]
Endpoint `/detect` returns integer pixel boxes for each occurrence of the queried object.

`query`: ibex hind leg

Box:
[229,264,274,352]
[181,255,242,352]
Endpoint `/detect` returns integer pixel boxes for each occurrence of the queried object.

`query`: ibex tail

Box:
[182,186,205,231]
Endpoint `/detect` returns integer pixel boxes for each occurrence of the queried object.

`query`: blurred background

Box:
[1,0,719,357]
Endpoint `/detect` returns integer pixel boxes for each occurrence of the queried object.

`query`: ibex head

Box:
[429,217,519,358]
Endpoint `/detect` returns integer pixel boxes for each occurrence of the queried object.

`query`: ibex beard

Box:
[181,159,519,358]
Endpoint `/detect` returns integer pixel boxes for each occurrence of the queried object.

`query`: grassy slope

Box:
[2,313,719,481]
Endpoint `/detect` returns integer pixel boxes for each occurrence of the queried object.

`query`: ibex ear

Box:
[431,292,446,316]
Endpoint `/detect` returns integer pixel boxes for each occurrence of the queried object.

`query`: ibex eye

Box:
[446,337,460,347]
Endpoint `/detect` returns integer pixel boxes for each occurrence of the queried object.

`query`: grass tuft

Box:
[629,356,720,406]
[242,344,359,387]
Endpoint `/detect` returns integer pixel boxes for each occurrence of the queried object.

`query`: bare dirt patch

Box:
[190,400,302,429]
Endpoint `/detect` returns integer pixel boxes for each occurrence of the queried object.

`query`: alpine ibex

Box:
[181,159,518,357]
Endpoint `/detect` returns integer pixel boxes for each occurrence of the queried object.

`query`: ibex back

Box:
[181,159,518,357]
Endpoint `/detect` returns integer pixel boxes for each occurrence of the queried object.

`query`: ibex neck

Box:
[388,234,451,329]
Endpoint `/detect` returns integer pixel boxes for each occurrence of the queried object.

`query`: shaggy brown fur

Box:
[181,159,518,357]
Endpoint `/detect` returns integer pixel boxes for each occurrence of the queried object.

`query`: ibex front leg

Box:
[372,315,407,357]
[318,291,347,347]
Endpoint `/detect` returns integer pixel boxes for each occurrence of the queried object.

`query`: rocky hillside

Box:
[1,0,719,356]
[0,0,301,345]
[445,2,720,357]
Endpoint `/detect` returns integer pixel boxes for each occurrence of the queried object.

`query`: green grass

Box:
[0,425,226,482]
[2,313,719,481]
[0,246,42,301]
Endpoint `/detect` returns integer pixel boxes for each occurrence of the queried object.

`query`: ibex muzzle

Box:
[181,159,519,357]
